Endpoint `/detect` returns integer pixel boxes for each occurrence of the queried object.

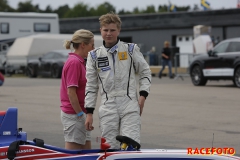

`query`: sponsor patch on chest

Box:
[101,66,111,72]
[118,51,128,60]
[98,56,109,68]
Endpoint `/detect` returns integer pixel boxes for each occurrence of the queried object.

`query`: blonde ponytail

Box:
[63,29,94,50]
[63,40,72,49]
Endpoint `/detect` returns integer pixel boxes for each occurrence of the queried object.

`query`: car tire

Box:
[233,67,240,88]
[51,64,61,78]
[190,65,207,86]
[27,64,37,78]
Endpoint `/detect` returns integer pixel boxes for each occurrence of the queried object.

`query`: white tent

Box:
[7,34,103,57]
[6,34,103,71]
[193,35,213,54]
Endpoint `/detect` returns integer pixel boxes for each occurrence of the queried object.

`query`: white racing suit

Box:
[85,40,151,149]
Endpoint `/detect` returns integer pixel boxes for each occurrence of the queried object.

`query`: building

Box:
[59,9,240,66]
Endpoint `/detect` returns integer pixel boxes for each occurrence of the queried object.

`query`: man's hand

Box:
[85,114,94,131]
[162,53,169,59]
[138,96,146,116]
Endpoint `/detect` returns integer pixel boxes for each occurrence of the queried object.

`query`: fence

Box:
[174,53,199,80]
[142,52,201,79]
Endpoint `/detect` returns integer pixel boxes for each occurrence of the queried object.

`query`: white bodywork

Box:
[203,68,234,77]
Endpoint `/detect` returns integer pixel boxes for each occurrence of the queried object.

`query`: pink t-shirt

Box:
[60,53,87,114]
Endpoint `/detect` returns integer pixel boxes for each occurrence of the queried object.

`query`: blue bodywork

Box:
[0,107,27,146]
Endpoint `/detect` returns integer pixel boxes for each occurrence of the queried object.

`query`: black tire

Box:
[27,64,37,78]
[233,67,240,88]
[190,65,207,86]
[51,64,61,78]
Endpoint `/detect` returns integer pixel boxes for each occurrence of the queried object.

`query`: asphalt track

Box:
[0,76,239,155]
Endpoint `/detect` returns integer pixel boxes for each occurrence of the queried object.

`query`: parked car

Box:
[27,50,69,78]
[0,41,10,74]
[189,37,240,88]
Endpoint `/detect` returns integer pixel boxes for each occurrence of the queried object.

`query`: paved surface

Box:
[0,76,239,155]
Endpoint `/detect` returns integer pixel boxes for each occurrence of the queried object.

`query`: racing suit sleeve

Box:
[85,51,99,114]
[132,44,151,98]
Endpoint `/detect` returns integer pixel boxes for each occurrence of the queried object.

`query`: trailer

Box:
[0,12,59,41]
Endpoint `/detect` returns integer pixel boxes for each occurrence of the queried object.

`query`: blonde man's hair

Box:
[164,41,169,45]
[99,11,122,29]
[164,41,170,47]
[63,29,94,50]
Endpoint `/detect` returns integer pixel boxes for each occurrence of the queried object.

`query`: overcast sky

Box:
[8,0,239,12]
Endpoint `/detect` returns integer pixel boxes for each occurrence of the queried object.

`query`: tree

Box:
[158,5,168,12]
[3,0,192,17]
[132,7,140,14]
[175,6,190,12]
[43,5,53,13]
[0,0,15,12]
[118,9,131,15]
[34,4,41,12]
[64,2,90,18]
[88,7,97,16]
[17,0,39,12]
[193,4,200,11]
[142,5,156,13]
[54,5,71,18]
[95,2,116,15]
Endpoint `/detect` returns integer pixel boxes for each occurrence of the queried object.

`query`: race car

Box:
[0,108,239,160]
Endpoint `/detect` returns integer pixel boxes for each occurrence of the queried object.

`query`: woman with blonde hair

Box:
[60,29,94,150]
[158,41,173,79]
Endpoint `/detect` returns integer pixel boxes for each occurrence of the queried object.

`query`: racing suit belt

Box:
[106,90,127,98]
[101,90,137,101]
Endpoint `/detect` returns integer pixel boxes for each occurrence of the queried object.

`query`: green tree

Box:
[193,4,200,11]
[34,4,41,12]
[118,9,131,15]
[158,5,168,12]
[64,2,90,18]
[54,5,71,18]
[142,5,156,13]
[0,0,15,12]
[95,2,116,15]
[88,7,97,16]
[3,0,193,17]
[17,0,40,12]
[176,6,190,11]
[43,5,53,13]
[132,7,140,14]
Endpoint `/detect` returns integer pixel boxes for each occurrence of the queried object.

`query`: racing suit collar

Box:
[103,38,120,54]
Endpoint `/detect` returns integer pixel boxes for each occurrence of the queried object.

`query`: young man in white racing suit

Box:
[85,12,151,149]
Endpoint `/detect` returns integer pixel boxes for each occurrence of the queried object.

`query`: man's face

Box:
[100,23,120,47]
